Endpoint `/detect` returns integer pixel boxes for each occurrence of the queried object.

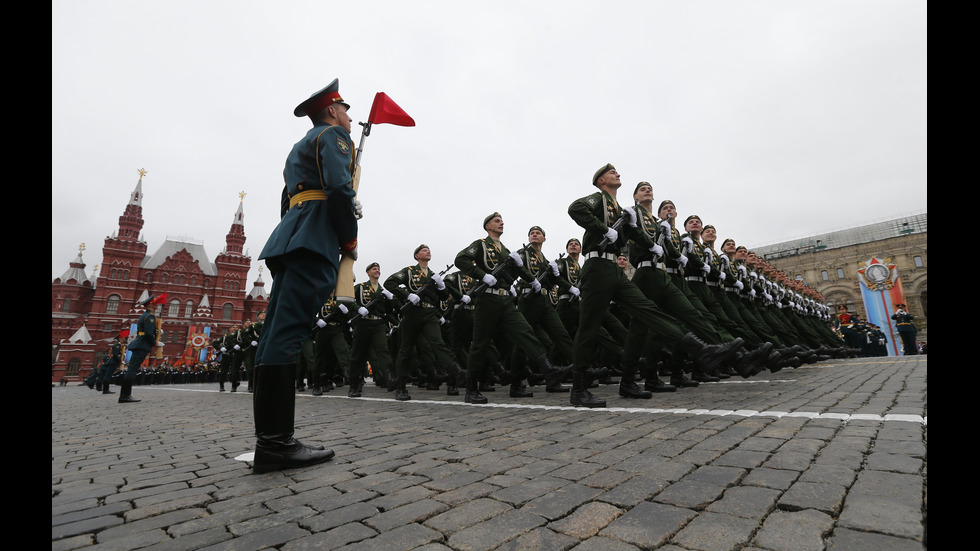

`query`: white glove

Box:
[701,264,710,275]
[508,251,523,267]
[649,243,664,257]
[431,272,444,290]
[353,199,363,219]
[509,284,518,297]
[623,206,638,228]
[220,347,227,352]
[704,248,713,263]
[681,236,694,254]
[749,288,756,297]
[677,255,688,267]
[337,303,348,314]
[603,227,618,244]
[482,273,497,286]
[738,265,747,277]
[719,272,726,281]
[569,286,580,297]
[407,293,420,305]
[233,345,240,350]
[460,294,471,304]
[720,255,730,270]
[358,307,369,317]
[251,341,258,347]
[316,319,327,328]
[342,246,358,261]
[660,220,672,232]
[749,271,758,279]
[531,279,542,292]
[549,260,560,276]
[382,289,394,300]
[439,317,446,325]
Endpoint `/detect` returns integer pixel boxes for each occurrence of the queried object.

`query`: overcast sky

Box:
[52,1,926,291]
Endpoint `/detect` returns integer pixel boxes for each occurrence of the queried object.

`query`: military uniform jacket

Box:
[242,321,263,350]
[105,340,123,369]
[315,298,350,327]
[659,225,686,272]
[384,264,449,307]
[259,122,358,268]
[891,311,916,332]
[557,255,581,290]
[568,191,654,257]
[515,247,569,296]
[128,310,158,352]
[628,204,678,267]
[354,281,397,322]
[679,233,709,279]
[455,238,535,290]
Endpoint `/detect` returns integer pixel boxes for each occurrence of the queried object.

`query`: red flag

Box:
[150,292,168,305]
[368,92,415,126]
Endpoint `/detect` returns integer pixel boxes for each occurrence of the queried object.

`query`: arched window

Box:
[168,299,180,318]
[62,297,72,312]
[106,295,121,314]
[145,272,153,283]
[184,300,194,318]
[222,303,234,320]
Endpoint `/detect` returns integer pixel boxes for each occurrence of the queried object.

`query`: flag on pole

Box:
[368,92,415,126]
[150,292,168,305]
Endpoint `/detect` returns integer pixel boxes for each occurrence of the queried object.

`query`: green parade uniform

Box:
[311,297,352,395]
[383,252,466,400]
[241,318,263,392]
[567,170,739,408]
[348,278,397,396]
[454,222,568,404]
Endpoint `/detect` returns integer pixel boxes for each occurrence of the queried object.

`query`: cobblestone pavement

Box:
[53,356,926,551]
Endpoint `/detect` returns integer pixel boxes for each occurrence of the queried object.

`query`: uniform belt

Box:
[706,280,719,287]
[685,276,704,282]
[363,314,382,320]
[725,287,739,292]
[454,304,475,310]
[288,189,327,209]
[583,251,616,261]
[636,260,657,268]
[558,294,574,300]
[420,301,436,308]
[485,288,510,296]
[663,267,679,274]
[520,288,548,295]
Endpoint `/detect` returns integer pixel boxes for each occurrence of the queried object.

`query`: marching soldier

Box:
[347,262,397,397]
[241,311,264,392]
[311,292,352,395]
[384,245,466,400]
[567,164,741,407]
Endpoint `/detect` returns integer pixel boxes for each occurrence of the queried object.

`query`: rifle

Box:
[400,264,454,312]
[595,208,632,252]
[347,285,397,323]
[465,243,533,299]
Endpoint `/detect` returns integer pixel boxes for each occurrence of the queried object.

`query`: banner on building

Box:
[856,257,908,356]
[178,325,212,366]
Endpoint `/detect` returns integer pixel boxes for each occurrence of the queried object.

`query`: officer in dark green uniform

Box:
[891,303,918,355]
[312,293,352,396]
[120,295,159,403]
[454,213,570,404]
[512,225,574,393]
[95,331,126,395]
[241,311,264,392]
[384,245,466,400]
[251,79,357,473]
[567,165,741,408]
[348,262,397,396]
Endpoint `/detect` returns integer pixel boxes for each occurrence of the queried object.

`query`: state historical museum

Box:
[51,173,268,382]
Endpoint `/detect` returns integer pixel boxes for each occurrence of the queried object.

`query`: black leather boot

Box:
[570,372,606,408]
[252,363,335,474]
[465,379,488,404]
[102,380,116,394]
[619,362,652,398]
[394,377,412,401]
[509,381,534,398]
[118,379,140,403]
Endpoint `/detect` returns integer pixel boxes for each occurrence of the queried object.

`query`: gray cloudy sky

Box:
[52,1,926,290]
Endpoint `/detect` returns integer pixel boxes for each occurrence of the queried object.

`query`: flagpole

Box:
[334,120,371,302]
